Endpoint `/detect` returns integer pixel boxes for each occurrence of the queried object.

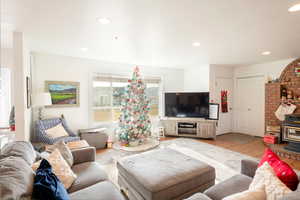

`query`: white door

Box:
[216,77,233,135]
[235,76,265,137]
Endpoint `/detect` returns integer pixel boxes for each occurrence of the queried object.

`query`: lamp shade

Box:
[34,93,52,106]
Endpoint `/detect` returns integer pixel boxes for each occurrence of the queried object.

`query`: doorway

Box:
[235,75,265,137]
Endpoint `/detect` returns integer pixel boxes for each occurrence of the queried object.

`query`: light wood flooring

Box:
[97,133,300,170]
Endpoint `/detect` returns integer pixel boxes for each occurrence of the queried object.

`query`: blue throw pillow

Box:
[32,159,70,200]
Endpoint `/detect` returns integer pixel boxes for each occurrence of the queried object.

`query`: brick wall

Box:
[265,58,300,133]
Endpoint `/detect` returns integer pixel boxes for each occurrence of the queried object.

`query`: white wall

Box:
[209,65,234,102]
[184,65,209,92]
[13,32,32,141]
[32,53,184,134]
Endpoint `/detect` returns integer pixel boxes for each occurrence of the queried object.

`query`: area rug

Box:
[96,138,259,187]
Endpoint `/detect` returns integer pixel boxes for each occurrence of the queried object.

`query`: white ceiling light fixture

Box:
[81,48,88,52]
[262,51,271,55]
[289,4,300,12]
[97,18,111,25]
[192,42,200,47]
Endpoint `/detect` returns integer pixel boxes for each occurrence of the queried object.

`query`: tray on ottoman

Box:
[117,148,215,200]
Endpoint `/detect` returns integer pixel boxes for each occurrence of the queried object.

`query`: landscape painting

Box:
[45,81,80,107]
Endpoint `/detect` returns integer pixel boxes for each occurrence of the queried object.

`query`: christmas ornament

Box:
[118,66,152,146]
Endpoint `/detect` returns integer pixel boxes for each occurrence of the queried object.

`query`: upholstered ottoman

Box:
[117,148,215,200]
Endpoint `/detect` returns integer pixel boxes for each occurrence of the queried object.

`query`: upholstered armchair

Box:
[35,117,80,144]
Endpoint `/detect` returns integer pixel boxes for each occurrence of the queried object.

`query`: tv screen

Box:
[164,92,209,118]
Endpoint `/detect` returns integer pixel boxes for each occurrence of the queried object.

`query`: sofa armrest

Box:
[279,192,300,200]
[241,159,259,178]
[72,147,96,165]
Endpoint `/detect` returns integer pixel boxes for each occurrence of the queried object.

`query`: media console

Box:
[160,117,217,139]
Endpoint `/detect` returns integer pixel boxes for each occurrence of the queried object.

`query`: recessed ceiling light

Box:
[289,4,300,12]
[262,51,271,55]
[81,48,88,52]
[97,18,111,24]
[192,42,200,47]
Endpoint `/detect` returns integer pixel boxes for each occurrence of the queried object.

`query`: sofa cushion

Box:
[68,162,108,193]
[32,149,77,189]
[204,174,252,200]
[185,193,213,200]
[0,156,35,199]
[0,141,36,165]
[69,181,125,200]
[55,140,74,167]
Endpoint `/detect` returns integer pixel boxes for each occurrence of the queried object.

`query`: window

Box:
[91,74,161,124]
[0,68,11,128]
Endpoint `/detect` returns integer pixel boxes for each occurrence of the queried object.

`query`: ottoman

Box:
[79,128,108,149]
[117,148,215,200]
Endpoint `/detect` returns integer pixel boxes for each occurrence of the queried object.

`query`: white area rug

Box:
[96,138,259,187]
[112,138,160,152]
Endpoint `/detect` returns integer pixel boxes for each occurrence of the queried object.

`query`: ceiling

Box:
[2,0,300,68]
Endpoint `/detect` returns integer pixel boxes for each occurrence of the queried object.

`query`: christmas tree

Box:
[118,67,151,146]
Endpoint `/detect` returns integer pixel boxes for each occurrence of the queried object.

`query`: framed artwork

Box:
[26,76,32,109]
[45,81,80,107]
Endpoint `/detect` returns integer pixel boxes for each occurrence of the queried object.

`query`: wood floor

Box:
[97,133,300,170]
[163,133,300,170]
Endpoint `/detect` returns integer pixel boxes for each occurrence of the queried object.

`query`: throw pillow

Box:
[45,123,69,139]
[0,141,37,165]
[259,148,299,190]
[250,162,292,200]
[55,141,74,167]
[32,149,77,189]
[0,156,35,199]
[32,159,70,200]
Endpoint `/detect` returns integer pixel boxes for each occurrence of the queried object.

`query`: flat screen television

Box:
[164,92,209,118]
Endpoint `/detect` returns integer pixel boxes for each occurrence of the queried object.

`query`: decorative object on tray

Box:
[118,66,151,147]
[45,81,80,107]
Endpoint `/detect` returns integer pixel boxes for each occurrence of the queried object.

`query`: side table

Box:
[79,128,108,149]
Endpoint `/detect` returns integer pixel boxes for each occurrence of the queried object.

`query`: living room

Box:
[1,1,300,200]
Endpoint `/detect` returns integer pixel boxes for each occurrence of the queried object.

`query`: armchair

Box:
[35,117,80,144]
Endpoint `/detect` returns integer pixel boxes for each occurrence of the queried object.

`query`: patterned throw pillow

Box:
[224,162,292,200]
[45,123,69,139]
[250,162,292,200]
[259,148,299,190]
[32,149,76,189]
[55,141,74,167]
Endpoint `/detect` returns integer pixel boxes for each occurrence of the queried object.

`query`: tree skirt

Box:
[113,138,159,152]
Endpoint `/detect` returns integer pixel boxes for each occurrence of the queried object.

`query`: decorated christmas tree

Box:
[118,67,151,146]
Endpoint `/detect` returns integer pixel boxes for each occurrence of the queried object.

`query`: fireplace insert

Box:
[282,114,300,152]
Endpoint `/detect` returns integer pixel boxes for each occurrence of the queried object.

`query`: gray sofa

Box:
[0,141,125,200]
[186,159,300,200]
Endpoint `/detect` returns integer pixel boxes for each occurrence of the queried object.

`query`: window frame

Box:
[89,72,163,127]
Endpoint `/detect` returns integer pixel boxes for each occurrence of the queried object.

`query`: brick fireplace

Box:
[265,58,300,152]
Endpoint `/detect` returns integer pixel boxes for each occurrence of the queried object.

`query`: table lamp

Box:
[34,93,52,120]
